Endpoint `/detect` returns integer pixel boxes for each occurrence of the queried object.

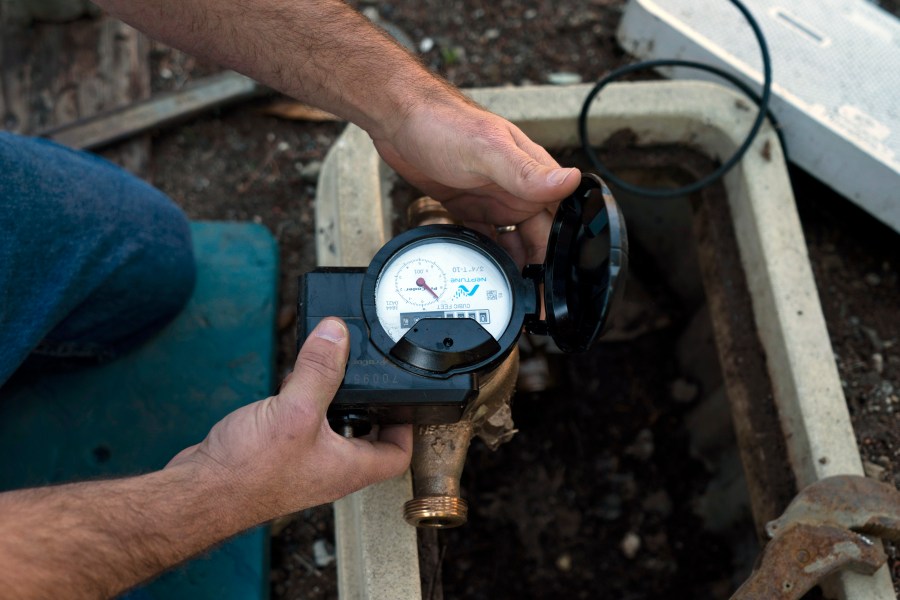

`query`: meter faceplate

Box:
[372,237,515,343]
[362,226,537,377]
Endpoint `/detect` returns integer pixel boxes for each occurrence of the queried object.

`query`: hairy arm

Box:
[90,0,582,265]
[0,319,411,599]
[91,0,452,140]
[0,465,249,599]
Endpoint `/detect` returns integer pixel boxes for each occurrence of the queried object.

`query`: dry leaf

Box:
[262,101,341,122]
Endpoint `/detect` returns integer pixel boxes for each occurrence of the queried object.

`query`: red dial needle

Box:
[416,277,439,299]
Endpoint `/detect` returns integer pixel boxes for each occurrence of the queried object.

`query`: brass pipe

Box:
[402,196,521,528]
[407,196,458,227]
[404,421,474,528]
[404,348,519,528]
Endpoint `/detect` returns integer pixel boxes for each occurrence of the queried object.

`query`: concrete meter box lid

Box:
[618,0,900,233]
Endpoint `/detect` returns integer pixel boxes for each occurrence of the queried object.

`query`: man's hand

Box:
[373,95,580,266]
[0,318,409,600]
[167,317,411,522]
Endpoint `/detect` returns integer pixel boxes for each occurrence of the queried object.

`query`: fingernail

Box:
[548,167,574,186]
[315,318,347,343]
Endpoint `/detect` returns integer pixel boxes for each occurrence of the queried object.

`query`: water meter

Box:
[298,173,627,434]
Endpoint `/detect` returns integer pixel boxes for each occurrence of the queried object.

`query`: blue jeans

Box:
[0,132,196,387]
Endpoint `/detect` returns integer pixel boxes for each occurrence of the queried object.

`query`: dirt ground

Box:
[143,0,898,598]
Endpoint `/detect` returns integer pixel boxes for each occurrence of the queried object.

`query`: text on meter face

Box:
[373,238,514,343]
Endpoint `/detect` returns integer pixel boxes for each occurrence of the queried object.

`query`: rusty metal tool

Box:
[730,475,900,600]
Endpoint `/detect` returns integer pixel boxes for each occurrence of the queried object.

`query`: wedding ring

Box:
[495,225,517,234]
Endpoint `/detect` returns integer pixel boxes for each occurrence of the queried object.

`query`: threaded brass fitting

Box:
[407,196,457,227]
[403,496,468,528]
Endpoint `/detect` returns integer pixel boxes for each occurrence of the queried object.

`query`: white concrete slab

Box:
[618,0,900,233]
[333,472,420,600]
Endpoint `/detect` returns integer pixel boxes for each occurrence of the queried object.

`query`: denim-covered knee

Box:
[40,181,198,355]
[0,133,196,377]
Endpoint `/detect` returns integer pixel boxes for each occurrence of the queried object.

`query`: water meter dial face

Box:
[392,259,447,307]
[374,238,514,343]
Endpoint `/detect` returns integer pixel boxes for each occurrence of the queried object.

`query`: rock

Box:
[547,72,583,85]
[313,538,335,568]
[872,353,884,374]
[567,11,601,27]
[419,37,435,52]
[861,326,883,351]
[300,160,322,183]
[516,353,552,393]
[484,28,500,40]
[670,378,699,403]
[864,273,881,286]
[555,552,573,572]
[642,557,674,572]
[625,428,654,461]
[863,460,886,480]
[620,532,641,559]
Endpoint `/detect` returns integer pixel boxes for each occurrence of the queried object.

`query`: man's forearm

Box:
[0,463,250,599]
[90,0,461,139]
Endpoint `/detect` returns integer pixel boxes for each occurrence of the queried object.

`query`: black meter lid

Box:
[531,173,628,353]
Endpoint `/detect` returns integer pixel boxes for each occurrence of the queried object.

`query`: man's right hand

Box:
[166,317,412,523]
[372,95,579,268]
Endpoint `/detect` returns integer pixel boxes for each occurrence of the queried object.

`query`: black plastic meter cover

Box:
[529,173,628,352]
